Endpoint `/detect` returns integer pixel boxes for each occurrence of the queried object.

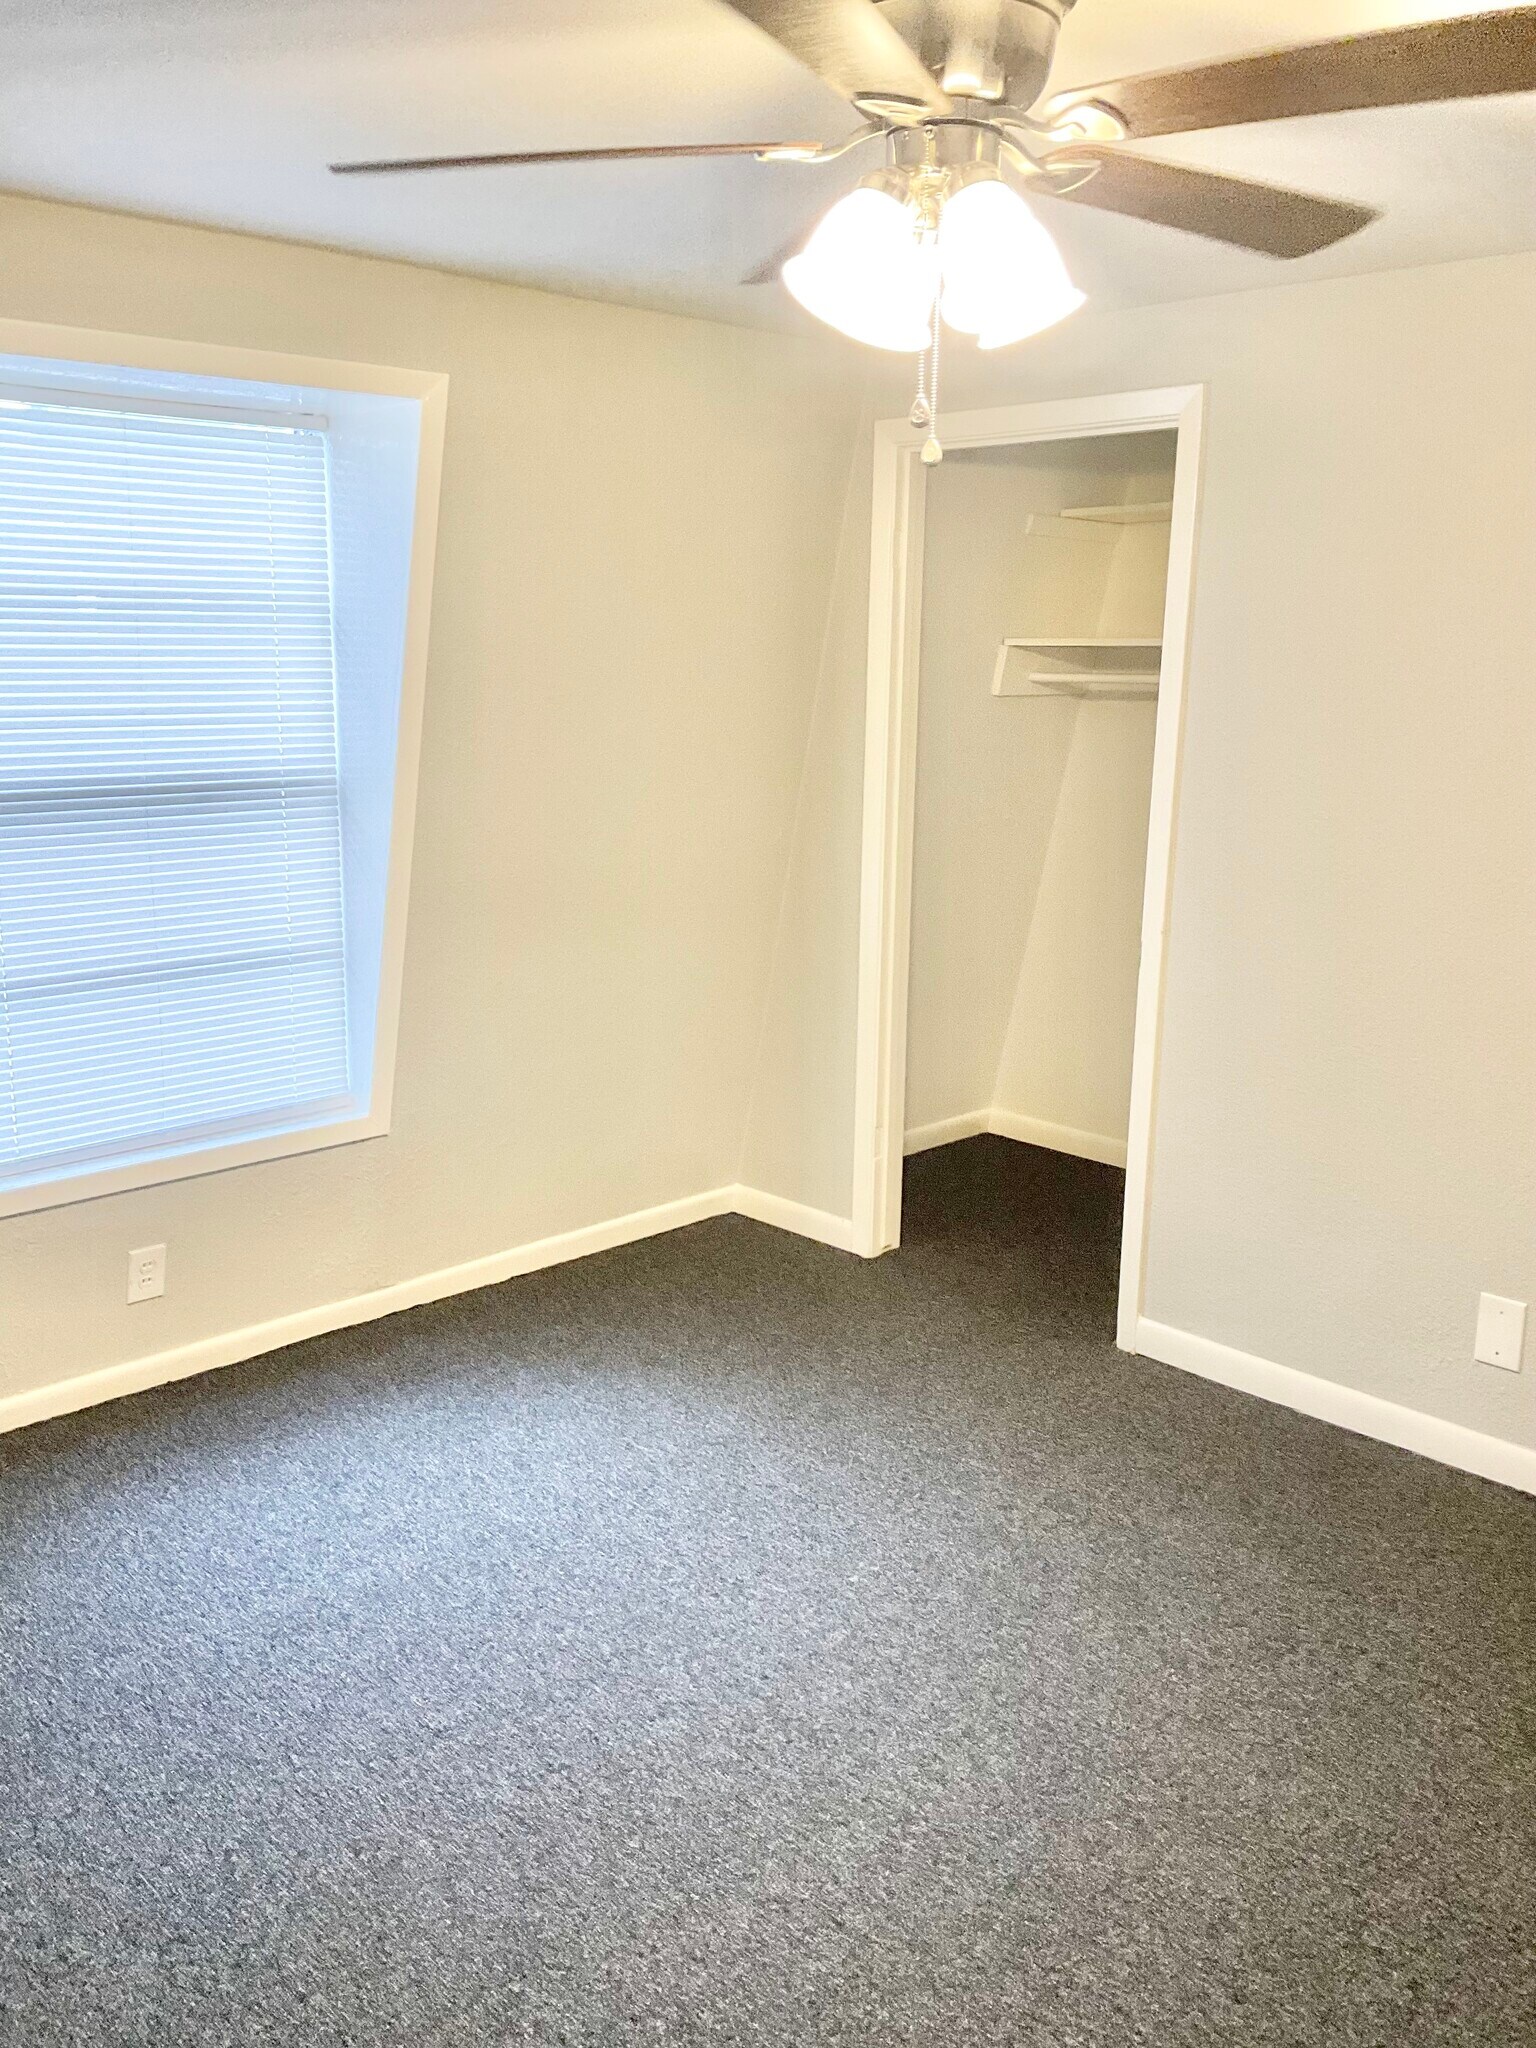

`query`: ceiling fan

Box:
[331,3,1536,444]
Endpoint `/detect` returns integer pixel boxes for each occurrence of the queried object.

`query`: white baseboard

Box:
[14,1184,1529,1508]
[904,1111,990,1155]
[0,1181,860,1440]
[905,1107,1126,1169]
[1135,1316,1536,1499]
[730,1184,860,1253]
[985,1110,1127,1169]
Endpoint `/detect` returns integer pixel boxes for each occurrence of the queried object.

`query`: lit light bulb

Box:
[938,178,1085,350]
[783,187,938,353]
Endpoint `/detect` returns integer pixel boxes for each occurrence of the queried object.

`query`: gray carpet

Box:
[2,1138,1533,2047]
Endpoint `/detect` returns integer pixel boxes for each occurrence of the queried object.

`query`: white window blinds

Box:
[0,397,351,1189]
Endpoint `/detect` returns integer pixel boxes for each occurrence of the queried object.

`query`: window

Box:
[0,341,443,1214]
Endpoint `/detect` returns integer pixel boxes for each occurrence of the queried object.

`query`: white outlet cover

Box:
[127,1243,166,1305]
[1473,1293,1525,1373]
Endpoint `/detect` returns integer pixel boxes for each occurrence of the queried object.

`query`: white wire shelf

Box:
[993,638,1162,701]
[1057,500,1174,526]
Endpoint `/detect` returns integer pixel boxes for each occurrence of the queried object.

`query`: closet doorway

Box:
[851,388,1204,1350]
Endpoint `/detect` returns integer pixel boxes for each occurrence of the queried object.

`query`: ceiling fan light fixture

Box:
[783,185,938,352]
[937,176,1085,349]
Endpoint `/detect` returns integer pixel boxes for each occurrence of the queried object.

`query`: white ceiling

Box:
[1,0,1533,331]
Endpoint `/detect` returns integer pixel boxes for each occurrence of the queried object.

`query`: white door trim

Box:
[851,385,1207,1353]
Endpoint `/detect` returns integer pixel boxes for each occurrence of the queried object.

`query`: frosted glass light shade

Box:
[938,178,1085,350]
[784,187,938,353]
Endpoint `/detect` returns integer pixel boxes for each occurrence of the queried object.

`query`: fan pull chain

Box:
[914,283,943,465]
[911,124,944,464]
[909,360,930,434]
[909,296,933,437]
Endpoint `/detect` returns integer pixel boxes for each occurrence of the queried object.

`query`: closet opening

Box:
[851,388,1204,1351]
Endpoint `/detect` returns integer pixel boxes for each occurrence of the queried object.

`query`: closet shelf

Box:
[1021,672,1158,698]
[993,637,1162,701]
[1057,500,1174,526]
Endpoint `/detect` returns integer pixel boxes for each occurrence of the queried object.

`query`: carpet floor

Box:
[2,1137,1533,2047]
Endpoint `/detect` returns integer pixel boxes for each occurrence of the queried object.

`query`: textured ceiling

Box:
[0,0,1533,330]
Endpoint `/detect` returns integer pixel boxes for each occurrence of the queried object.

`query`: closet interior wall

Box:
[905,431,1177,1166]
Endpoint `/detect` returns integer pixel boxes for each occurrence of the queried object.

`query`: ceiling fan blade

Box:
[1041,147,1378,258]
[719,0,950,118]
[1051,7,1536,141]
[330,140,816,175]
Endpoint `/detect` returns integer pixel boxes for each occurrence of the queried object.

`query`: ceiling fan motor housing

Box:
[887,121,1007,174]
[876,0,1074,106]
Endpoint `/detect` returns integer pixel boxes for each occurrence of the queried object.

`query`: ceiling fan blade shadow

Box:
[740,225,817,285]
[720,0,950,117]
[1041,147,1378,258]
[330,141,815,174]
[1051,7,1536,141]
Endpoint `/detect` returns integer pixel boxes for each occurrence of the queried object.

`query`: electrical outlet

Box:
[127,1244,166,1305]
[1473,1293,1525,1373]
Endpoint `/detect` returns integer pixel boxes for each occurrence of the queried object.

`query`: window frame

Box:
[0,318,447,1218]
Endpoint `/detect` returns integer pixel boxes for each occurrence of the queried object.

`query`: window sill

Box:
[0,1104,389,1219]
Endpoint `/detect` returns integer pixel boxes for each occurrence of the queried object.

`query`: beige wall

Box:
[736,401,876,1208]
[992,455,1170,1145]
[6,196,1534,1473]
[0,192,862,1404]
[747,248,1536,1459]
[904,447,1080,1134]
[990,700,1156,1146]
